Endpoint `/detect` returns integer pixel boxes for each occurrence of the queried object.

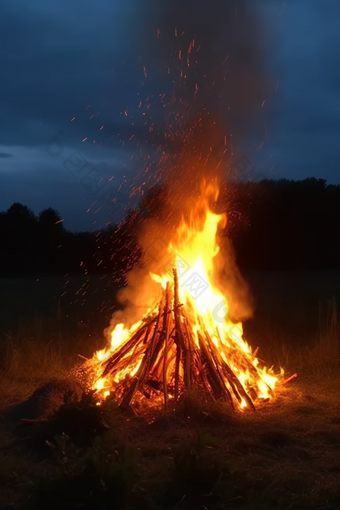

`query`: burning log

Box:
[282,373,298,385]
[120,324,154,411]
[82,268,282,413]
[173,268,186,401]
[162,283,171,409]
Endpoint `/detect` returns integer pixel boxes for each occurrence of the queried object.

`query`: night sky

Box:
[1,0,339,231]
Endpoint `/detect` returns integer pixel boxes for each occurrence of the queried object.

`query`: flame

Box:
[85,180,283,409]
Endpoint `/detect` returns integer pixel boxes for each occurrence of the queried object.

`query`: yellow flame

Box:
[88,180,283,408]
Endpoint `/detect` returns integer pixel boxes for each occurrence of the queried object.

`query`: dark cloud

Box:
[0,0,141,148]
[1,0,339,229]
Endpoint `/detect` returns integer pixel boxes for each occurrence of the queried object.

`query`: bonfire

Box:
[81,183,287,412]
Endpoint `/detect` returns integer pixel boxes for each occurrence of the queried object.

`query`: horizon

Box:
[1,175,336,233]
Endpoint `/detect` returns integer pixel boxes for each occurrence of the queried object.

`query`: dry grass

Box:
[2,380,338,509]
[0,282,339,509]
[0,305,105,412]
[248,298,340,390]
[0,332,78,411]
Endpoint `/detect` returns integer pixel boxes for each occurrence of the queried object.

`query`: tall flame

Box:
[86,181,283,409]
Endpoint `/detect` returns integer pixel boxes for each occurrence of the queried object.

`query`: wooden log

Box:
[192,346,213,398]
[183,319,193,391]
[100,302,182,379]
[217,328,271,399]
[114,321,154,377]
[120,299,163,410]
[198,331,228,400]
[119,328,153,410]
[218,352,256,411]
[204,330,234,409]
[173,268,186,400]
[138,291,166,384]
[201,330,242,403]
[150,290,173,382]
[101,325,149,377]
[146,316,174,377]
[253,346,260,358]
[281,373,298,385]
[215,327,259,403]
[201,328,241,403]
[163,283,171,409]
[152,336,172,380]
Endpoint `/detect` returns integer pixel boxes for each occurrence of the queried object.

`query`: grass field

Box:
[0,272,339,509]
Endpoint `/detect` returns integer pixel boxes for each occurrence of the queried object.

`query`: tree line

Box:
[1,178,339,277]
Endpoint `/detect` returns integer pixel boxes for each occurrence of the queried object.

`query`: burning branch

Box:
[82,268,283,412]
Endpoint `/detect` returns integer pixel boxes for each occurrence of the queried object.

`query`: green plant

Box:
[30,436,142,510]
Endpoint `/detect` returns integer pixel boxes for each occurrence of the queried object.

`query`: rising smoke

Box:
[106,0,265,333]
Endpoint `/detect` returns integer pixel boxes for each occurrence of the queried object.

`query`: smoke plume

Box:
[107,0,265,334]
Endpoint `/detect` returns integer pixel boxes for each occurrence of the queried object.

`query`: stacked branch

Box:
[86,268,273,412]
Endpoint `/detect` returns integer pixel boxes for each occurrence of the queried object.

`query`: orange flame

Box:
[86,180,283,409]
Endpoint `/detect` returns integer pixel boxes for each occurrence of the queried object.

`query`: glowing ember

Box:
[82,181,284,411]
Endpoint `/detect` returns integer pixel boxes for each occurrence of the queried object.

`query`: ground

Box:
[0,273,339,509]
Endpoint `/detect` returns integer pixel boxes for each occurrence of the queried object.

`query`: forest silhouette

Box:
[1,178,339,277]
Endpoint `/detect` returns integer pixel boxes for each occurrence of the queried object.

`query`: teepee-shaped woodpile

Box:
[82,268,282,412]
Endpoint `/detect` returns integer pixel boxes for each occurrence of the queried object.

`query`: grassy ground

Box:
[0,273,339,509]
